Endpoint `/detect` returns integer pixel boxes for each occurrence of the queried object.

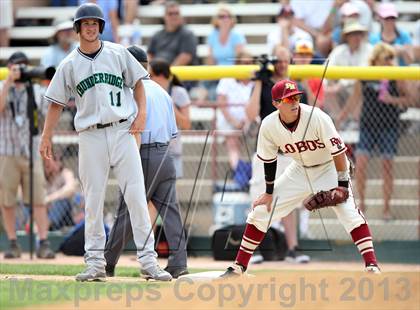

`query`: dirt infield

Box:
[2,254,419,309]
[22,270,418,310]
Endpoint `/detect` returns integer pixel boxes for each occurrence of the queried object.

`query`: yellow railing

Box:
[1,65,419,81]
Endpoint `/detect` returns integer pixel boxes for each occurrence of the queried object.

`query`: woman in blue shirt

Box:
[369,2,413,66]
[206,4,246,66]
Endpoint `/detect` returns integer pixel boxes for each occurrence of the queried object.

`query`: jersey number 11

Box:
[109,91,121,107]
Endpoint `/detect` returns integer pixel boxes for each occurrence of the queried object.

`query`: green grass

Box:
[0,263,211,277]
[0,263,214,310]
[0,279,166,310]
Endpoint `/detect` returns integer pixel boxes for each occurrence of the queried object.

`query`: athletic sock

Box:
[350,224,378,266]
[235,224,266,270]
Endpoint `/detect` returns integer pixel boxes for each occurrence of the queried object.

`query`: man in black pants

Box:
[104,46,188,279]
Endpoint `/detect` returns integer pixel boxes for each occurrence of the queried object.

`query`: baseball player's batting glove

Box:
[303,187,349,211]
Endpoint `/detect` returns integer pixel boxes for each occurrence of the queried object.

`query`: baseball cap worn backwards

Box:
[8,51,29,65]
[271,80,303,101]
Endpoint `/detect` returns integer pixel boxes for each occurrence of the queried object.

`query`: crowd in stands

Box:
[0,0,418,259]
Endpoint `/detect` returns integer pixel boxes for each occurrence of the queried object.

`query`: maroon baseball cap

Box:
[271,79,303,101]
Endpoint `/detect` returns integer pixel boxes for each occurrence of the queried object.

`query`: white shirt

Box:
[328,41,373,87]
[257,104,346,167]
[266,26,313,54]
[216,78,254,127]
[291,0,334,30]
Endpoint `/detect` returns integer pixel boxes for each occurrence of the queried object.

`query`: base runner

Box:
[39,3,171,282]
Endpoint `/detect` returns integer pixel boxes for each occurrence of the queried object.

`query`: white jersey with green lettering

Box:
[45,41,147,131]
[44,40,158,270]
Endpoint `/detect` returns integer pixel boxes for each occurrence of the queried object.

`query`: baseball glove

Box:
[303,187,349,211]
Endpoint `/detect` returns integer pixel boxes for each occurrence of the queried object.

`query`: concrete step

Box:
[306,219,419,241]
[358,156,419,179]
[181,154,419,180]
[352,179,418,199]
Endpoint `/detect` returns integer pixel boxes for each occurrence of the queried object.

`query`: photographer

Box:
[0,52,55,259]
[246,45,290,121]
[245,45,310,263]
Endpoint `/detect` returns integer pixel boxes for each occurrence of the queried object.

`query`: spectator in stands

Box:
[204,3,246,100]
[0,0,13,47]
[246,45,310,263]
[41,20,78,69]
[206,3,246,66]
[0,52,55,259]
[292,39,324,109]
[266,5,312,55]
[216,50,254,171]
[246,45,290,122]
[79,0,120,43]
[369,2,413,66]
[324,1,373,38]
[149,58,191,178]
[148,1,198,66]
[331,2,362,47]
[43,154,80,231]
[337,43,411,220]
[325,20,372,122]
[290,0,334,57]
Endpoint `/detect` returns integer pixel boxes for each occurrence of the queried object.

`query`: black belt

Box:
[141,142,169,149]
[95,119,127,129]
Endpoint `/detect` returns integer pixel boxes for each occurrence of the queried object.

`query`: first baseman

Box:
[221,80,380,278]
[39,3,171,281]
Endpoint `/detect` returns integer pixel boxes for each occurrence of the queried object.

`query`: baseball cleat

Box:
[75,267,106,282]
[36,241,55,259]
[164,266,189,279]
[365,263,381,274]
[285,251,310,264]
[285,254,311,264]
[141,265,172,281]
[219,263,246,279]
[4,243,22,259]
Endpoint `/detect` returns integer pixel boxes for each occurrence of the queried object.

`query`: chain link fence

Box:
[3,76,419,246]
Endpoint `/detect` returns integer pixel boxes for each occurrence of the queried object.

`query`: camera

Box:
[16,64,56,82]
[253,54,278,82]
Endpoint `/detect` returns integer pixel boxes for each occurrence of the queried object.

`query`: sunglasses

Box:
[167,11,180,16]
[218,14,231,19]
[274,94,301,104]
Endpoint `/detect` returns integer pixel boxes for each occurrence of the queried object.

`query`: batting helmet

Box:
[127,46,148,64]
[73,3,105,34]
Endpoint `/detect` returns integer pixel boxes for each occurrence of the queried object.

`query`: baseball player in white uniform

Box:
[39,3,171,281]
[222,80,380,278]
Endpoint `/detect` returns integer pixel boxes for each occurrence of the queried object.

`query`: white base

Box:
[178,271,255,282]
